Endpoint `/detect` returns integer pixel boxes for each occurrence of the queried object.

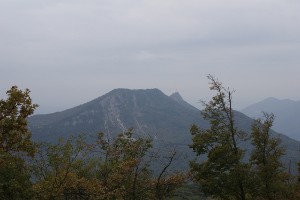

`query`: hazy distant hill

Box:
[29,89,300,173]
[241,97,300,141]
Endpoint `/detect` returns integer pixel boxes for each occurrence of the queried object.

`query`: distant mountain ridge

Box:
[241,97,300,141]
[29,89,300,173]
[29,88,207,143]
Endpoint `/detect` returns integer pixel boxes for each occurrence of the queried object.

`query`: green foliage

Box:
[92,130,187,200]
[0,86,38,156]
[32,130,187,199]
[94,130,155,200]
[190,75,250,200]
[0,153,34,200]
[0,86,38,199]
[250,113,290,199]
[190,76,298,200]
[32,136,93,200]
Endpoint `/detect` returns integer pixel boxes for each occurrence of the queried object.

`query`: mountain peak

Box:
[29,87,204,142]
[169,92,198,111]
[170,92,184,102]
[108,88,162,95]
[106,88,164,96]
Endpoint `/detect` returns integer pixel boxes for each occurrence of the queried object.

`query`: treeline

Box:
[190,75,300,200]
[2,77,300,200]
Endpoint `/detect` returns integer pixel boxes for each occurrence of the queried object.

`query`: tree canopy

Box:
[0,86,38,199]
[190,75,293,200]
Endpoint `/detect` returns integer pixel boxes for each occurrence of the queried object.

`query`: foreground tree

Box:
[0,86,37,155]
[32,130,187,199]
[190,75,250,200]
[0,86,38,199]
[250,113,289,199]
[32,137,98,200]
[155,149,187,200]
[94,130,187,200]
[94,130,154,199]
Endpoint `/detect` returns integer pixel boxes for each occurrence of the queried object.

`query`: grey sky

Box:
[1,0,300,114]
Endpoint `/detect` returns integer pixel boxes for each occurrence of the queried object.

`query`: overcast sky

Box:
[1,0,300,114]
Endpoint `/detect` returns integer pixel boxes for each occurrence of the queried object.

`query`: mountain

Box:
[29,89,207,143]
[169,92,199,111]
[29,89,300,173]
[241,97,300,141]
[29,88,208,170]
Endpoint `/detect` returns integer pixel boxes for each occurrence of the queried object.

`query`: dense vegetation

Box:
[0,86,188,200]
[2,78,300,199]
[190,75,299,199]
